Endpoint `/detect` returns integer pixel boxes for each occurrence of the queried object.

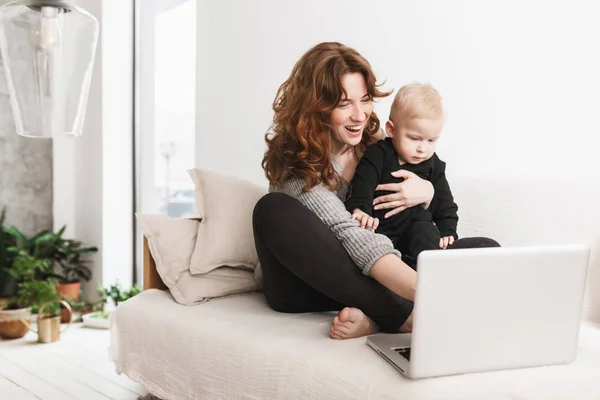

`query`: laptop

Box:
[366,244,590,379]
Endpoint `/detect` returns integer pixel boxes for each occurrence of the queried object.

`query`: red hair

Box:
[262,42,391,192]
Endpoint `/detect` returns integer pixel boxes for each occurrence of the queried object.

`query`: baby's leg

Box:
[398,221,441,270]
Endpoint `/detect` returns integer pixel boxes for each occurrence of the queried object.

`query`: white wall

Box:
[53,0,134,299]
[195,0,600,185]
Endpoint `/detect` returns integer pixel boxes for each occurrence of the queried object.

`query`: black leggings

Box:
[394,220,443,270]
[252,192,500,333]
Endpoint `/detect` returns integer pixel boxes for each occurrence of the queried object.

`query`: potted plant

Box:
[0,251,58,339]
[53,236,98,300]
[5,225,97,302]
[99,282,142,308]
[82,282,141,329]
[0,207,17,305]
[61,294,94,323]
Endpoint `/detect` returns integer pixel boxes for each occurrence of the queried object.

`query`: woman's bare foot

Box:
[330,307,379,340]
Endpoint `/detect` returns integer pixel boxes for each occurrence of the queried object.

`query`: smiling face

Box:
[329,72,374,153]
[386,117,444,165]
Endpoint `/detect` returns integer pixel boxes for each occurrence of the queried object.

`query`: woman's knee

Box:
[253,192,293,232]
[254,192,286,218]
[253,192,320,236]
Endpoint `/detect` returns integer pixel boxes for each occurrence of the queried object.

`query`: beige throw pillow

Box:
[187,169,267,274]
[137,214,262,306]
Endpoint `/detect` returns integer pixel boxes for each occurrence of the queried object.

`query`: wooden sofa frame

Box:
[142,236,167,291]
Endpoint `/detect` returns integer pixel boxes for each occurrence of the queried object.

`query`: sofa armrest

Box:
[143,235,167,291]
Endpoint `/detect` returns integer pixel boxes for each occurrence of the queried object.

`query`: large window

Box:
[134,0,197,283]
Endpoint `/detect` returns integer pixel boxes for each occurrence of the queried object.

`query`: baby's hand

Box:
[440,236,455,249]
[352,209,379,232]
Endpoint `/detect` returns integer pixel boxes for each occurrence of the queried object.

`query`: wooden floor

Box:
[0,323,148,400]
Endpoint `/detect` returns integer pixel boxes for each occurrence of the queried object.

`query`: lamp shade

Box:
[0,0,98,138]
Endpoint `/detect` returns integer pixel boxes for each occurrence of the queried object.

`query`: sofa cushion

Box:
[137,214,261,306]
[187,169,267,274]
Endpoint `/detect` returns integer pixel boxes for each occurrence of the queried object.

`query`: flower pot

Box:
[82,311,110,329]
[56,282,81,301]
[0,307,32,339]
[56,282,81,323]
[60,307,72,323]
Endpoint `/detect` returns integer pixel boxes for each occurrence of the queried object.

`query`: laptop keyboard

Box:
[393,347,411,361]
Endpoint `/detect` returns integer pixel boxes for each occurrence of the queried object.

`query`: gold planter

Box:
[30,300,72,343]
[36,315,63,343]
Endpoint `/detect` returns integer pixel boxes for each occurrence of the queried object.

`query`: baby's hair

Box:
[390,82,443,122]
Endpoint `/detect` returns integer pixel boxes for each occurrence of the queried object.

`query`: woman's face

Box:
[329,72,374,151]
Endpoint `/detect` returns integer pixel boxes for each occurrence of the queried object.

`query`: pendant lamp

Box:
[0,0,99,138]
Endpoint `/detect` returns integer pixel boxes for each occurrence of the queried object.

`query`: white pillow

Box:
[136,214,262,306]
[187,169,267,275]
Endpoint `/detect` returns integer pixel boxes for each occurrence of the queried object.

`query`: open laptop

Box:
[366,244,590,379]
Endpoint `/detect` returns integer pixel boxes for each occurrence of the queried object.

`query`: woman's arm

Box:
[277,179,416,301]
[370,254,416,301]
[372,170,435,218]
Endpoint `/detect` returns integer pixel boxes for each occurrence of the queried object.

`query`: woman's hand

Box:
[372,170,434,218]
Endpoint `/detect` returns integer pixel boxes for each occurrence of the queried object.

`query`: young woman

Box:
[253,42,499,340]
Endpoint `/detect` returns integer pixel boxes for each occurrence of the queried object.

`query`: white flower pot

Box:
[81,312,111,329]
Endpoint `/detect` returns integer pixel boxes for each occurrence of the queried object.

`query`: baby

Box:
[345,83,458,270]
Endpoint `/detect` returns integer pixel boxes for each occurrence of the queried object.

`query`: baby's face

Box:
[389,117,444,165]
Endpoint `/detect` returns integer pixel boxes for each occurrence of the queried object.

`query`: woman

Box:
[253,42,498,340]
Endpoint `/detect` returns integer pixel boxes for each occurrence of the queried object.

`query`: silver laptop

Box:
[367,244,590,379]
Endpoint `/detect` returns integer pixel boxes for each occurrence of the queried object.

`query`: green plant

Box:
[57,294,94,322]
[0,208,7,271]
[5,225,97,284]
[4,251,60,314]
[8,250,52,282]
[97,282,141,309]
[63,294,93,313]
[12,280,61,316]
[0,207,17,297]
[4,225,60,259]
[54,238,98,283]
[89,310,110,319]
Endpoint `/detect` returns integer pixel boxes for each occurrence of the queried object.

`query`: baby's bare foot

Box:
[330,307,378,340]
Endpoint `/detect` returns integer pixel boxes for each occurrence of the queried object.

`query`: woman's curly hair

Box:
[262,42,391,192]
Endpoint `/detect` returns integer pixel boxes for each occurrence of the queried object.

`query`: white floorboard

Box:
[0,375,39,400]
[0,323,147,400]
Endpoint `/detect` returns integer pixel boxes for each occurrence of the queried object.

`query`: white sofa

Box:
[109,177,600,400]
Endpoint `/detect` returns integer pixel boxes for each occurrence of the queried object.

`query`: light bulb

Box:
[40,6,60,49]
[35,5,64,135]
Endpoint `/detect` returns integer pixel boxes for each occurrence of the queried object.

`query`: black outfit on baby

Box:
[345,137,459,269]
